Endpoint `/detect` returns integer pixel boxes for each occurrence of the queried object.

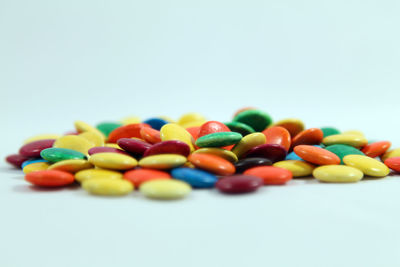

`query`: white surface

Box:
[1,0,400,266]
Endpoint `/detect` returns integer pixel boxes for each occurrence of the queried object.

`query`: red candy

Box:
[143,140,191,157]
[117,138,151,157]
[244,166,293,185]
[216,175,263,194]
[19,139,55,158]
[384,157,400,172]
[108,123,149,143]
[5,154,30,168]
[25,170,75,187]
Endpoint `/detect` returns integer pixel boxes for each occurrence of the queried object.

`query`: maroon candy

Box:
[5,154,31,168]
[215,175,263,194]
[244,144,287,163]
[143,140,191,157]
[19,139,55,158]
[117,138,151,157]
[88,146,130,156]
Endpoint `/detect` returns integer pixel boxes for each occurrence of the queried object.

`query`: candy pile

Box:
[5,108,400,199]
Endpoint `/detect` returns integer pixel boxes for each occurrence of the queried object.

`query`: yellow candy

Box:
[183,162,196,168]
[82,178,133,196]
[270,118,305,136]
[79,131,104,147]
[75,169,123,183]
[343,155,390,177]
[160,123,195,152]
[313,165,364,183]
[140,179,191,200]
[121,116,141,125]
[381,148,400,161]
[193,148,238,163]
[74,120,105,139]
[23,162,50,174]
[231,133,266,158]
[23,134,61,144]
[139,154,187,170]
[54,135,94,155]
[48,159,93,173]
[89,152,137,170]
[322,134,368,148]
[342,130,365,137]
[273,160,315,177]
[104,143,122,149]
[177,112,206,127]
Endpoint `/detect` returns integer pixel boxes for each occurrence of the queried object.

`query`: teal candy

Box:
[225,121,255,136]
[233,110,272,132]
[96,122,123,138]
[321,127,340,138]
[40,148,86,163]
[325,144,364,164]
[195,132,242,148]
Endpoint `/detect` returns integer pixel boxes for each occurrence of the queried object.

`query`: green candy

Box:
[233,110,272,132]
[96,122,123,138]
[40,148,86,163]
[325,144,364,164]
[224,122,255,136]
[321,127,340,138]
[195,132,243,148]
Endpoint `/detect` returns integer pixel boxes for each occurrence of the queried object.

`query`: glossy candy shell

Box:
[294,145,340,165]
[262,126,291,151]
[139,179,191,200]
[195,132,242,148]
[216,175,263,194]
[244,166,293,185]
[89,152,137,170]
[343,155,390,177]
[234,157,272,173]
[171,168,217,188]
[19,139,55,158]
[40,148,86,163]
[188,153,235,176]
[82,178,133,196]
[138,154,187,170]
[313,165,364,183]
[244,144,287,163]
[273,160,315,177]
[143,140,191,157]
[233,110,272,132]
[124,169,171,186]
[25,170,75,187]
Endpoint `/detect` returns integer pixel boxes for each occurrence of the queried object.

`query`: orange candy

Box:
[188,153,235,176]
[262,126,291,151]
[108,123,149,143]
[384,157,400,172]
[186,126,200,140]
[291,128,323,149]
[361,141,391,158]
[25,170,75,187]
[294,145,340,165]
[124,169,171,187]
[140,127,162,144]
[244,166,292,185]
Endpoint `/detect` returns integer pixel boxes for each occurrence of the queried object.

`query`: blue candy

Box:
[143,118,168,130]
[171,168,217,188]
[21,158,48,169]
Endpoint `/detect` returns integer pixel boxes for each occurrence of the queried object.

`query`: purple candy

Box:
[117,138,151,157]
[244,144,287,163]
[88,146,130,156]
[143,140,191,157]
[19,139,55,158]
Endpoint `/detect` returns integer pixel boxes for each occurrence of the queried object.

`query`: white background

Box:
[1,1,400,267]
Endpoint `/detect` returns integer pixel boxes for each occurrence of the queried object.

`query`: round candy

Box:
[231,133,266,159]
[74,120,105,139]
[343,155,390,177]
[198,121,231,138]
[188,153,235,176]
[89,152,137,170]
[47,159,93,173]
[117,138,151,157]
[244,166,293,185]
[291,128,323,148]
[384,157,400,172]
[313,165,364,183]
[243,144,287,163]
[262,126,291,151]
[186,126,200,140]
[233,107,257,118]
[224,121,255,136]
[361,141,391,158]
[193,148,238,163]
[41,148,86,163]
[96,122,123,138]
[143,118,169,130]
[25,170,75,187]
[143,140,191,157]
[195,132,242,148]
[21,158,48,169]
[138,154,187,170]
[79,131,105,147]
[124,169,171,187]
[381,148,400,161]
[325,144,365,164]
[88,146,130,156]
[19,139,55,158]
[273,160,315,177]
[53,135,94,155]
[233,109,272,132]
[140,127,162,144]
[216,175,263,194]
[234,157,272,173]
[23,162,50,174]
[160,123,195,152]
[75,169,123,183]
[294,145,340,165]
[139,179,191,200]
[108,123,149,143]
[82,178,133,196]
[271,118,305,137]
[5,154,30,168]
[177,113,206,128]
[171,168,217,188]
[320,127,340,138]
[322,134,368,148]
